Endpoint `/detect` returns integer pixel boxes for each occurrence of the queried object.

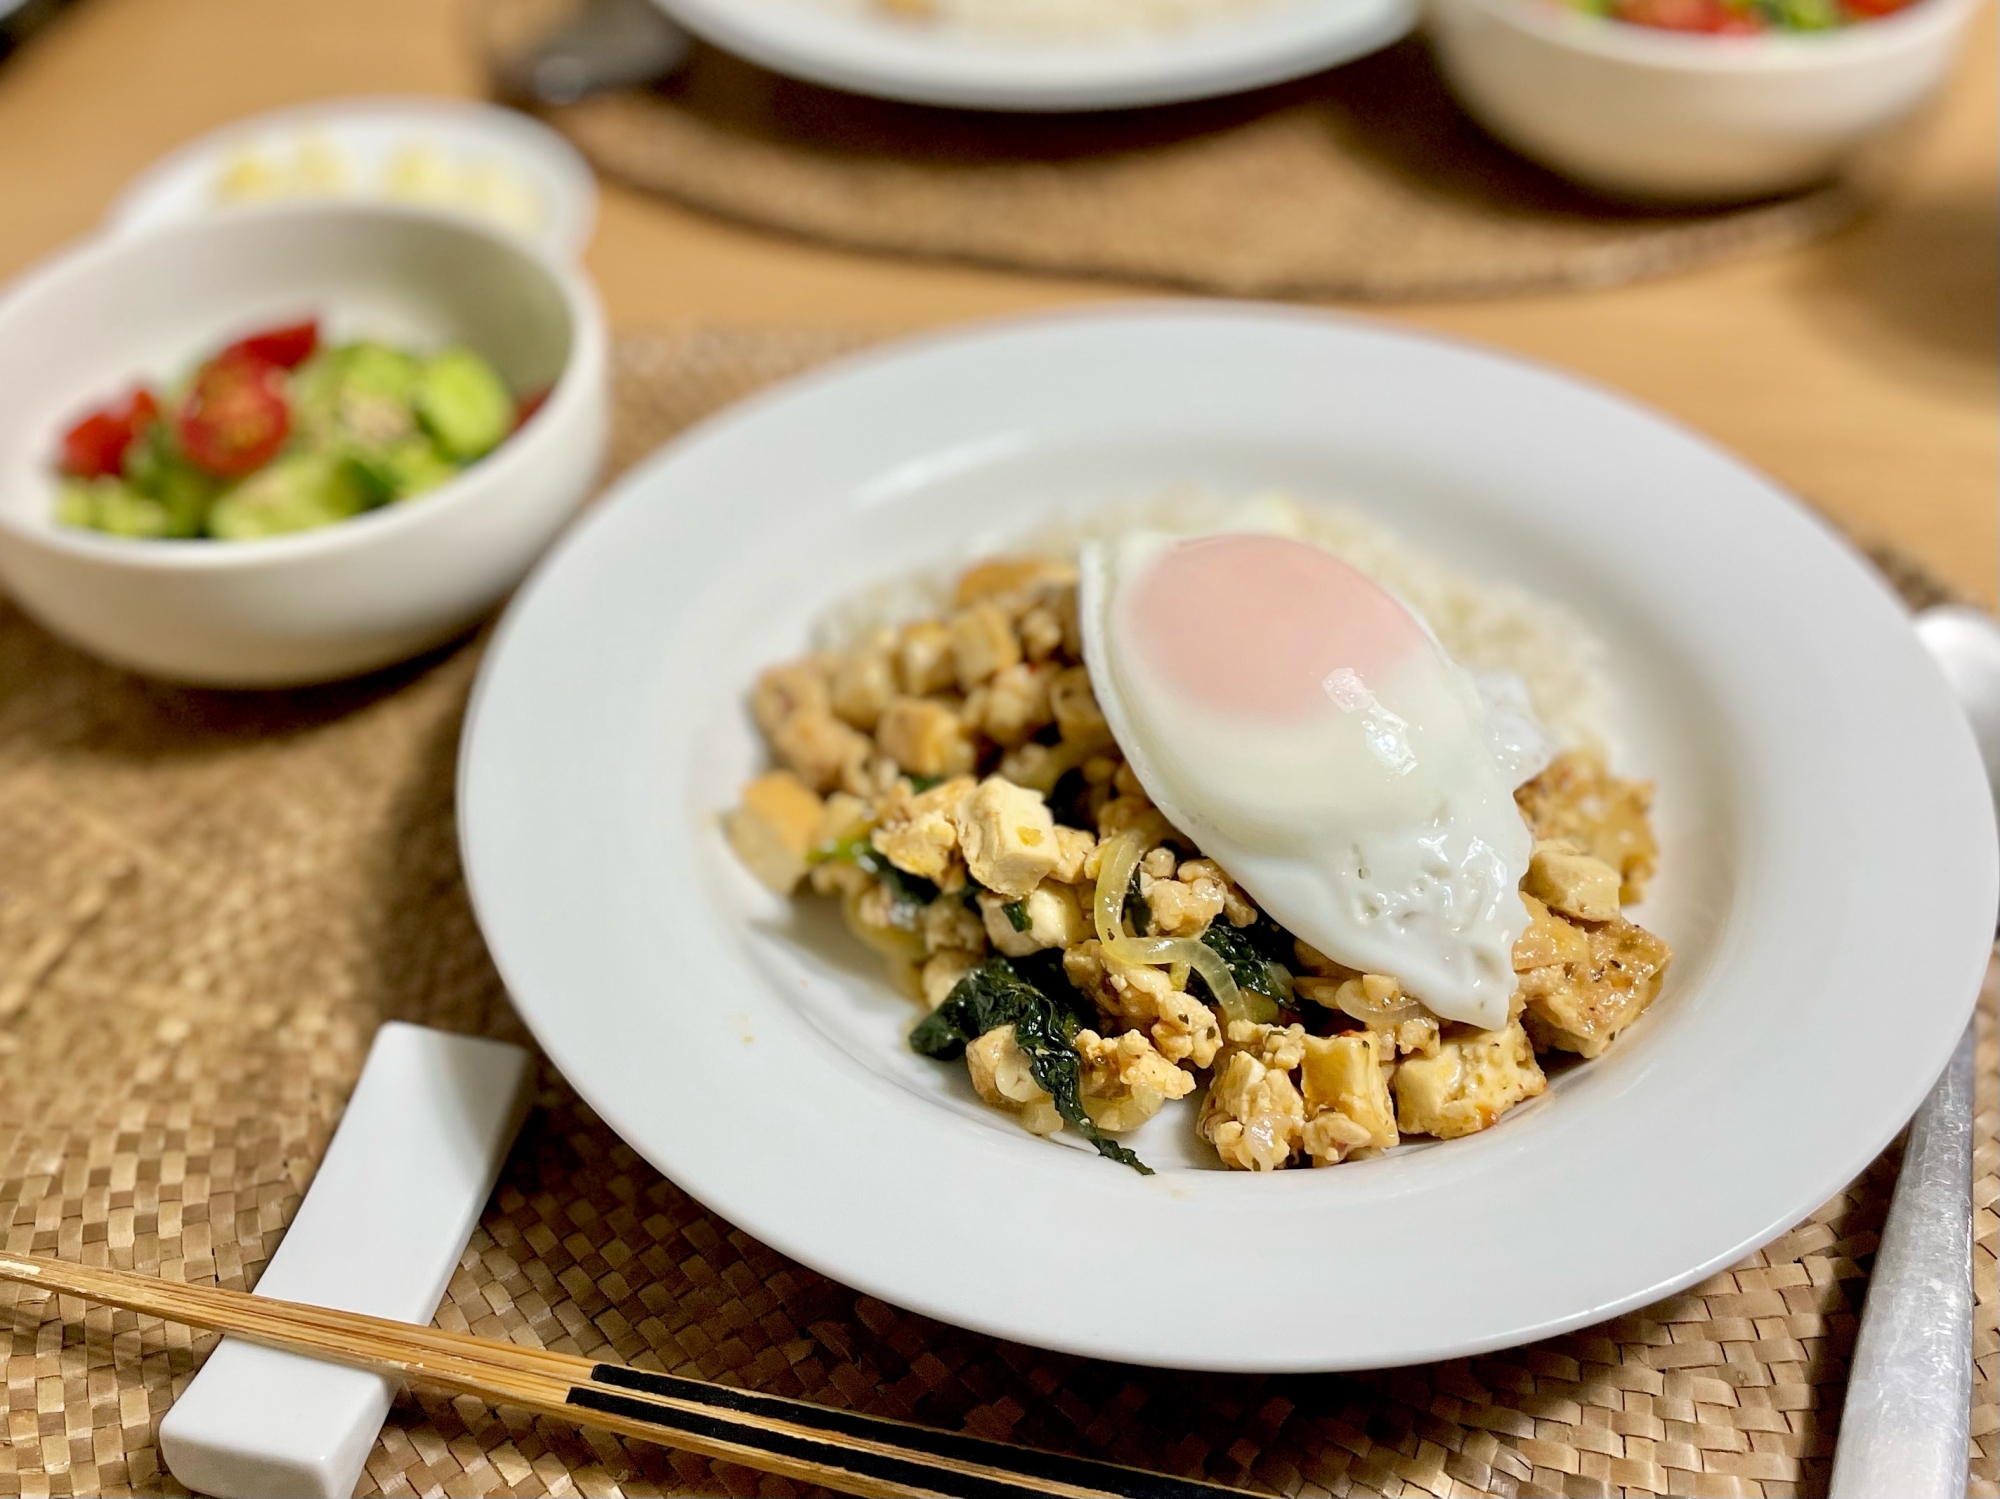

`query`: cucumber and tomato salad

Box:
[54,319,546,541]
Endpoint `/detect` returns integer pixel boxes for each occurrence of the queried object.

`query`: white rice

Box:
[813,491,1613,753]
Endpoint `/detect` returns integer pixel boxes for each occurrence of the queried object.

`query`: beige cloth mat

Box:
[1,327,1994,1499]
[479,0,1895,300]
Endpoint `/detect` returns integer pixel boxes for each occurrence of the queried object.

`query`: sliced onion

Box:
[1093,827,1147,946]
[1330,976,1427,1028]
[1102,935,1261,1026]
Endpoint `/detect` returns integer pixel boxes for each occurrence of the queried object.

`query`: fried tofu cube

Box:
[724,771,826,894]
[895,620,957,696]
[769,708,871,794]
[875,697,976,780]
[1516,751,1660,902]
[965,1025,1061,1135]
[952,557,1076,608]
[749,658,831,739]
[1047,665,1108,744]
[978,881,1090,957]
[830,631,897,731]
[1524,840,1622,923]
[952,777,1061,899]
[920,949,979,1009]
[1512,894,1593,971]
[974,663,1054,748]
[871,775,974,881]
[1393,1021,1547,1140]
[1300,1030,1399,1163]
[1520,917,1672,1058]
[1048,826,1095,884]
[1199,1046,1306,1172]
[949,601,1022,692]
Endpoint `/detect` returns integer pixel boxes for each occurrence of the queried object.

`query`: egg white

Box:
[1080,529,1548,1030]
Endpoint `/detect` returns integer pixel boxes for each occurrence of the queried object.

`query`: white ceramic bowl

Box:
[0,203,606,687]
[1427,0,1983,201]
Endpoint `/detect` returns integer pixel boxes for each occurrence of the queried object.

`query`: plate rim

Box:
[458,301,1998,1371]
[651,0,1417,110]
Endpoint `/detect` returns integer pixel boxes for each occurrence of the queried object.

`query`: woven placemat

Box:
[475,0,1901,301]
[1,327,1994,1499]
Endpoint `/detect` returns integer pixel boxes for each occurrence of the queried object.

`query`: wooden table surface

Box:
[0,0,1992,606]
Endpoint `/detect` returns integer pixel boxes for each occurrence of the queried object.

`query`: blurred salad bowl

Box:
[0,201,606,687]
[1427,0,1983,200]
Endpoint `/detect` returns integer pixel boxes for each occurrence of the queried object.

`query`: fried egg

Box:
[1079,528,1549,1029]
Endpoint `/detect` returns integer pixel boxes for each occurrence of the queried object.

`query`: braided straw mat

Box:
[477,0,1903,301]
[1,327,1994,1499]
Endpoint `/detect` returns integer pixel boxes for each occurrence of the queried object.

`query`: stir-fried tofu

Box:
[919,949,979,1009]
[965,1026,1060,1135]
[830,631,897,731]
[970,662,1054,748]
[1524,839,1622,923]
[735,553,1672,1176]
[876,697,976,780]
[948,601,1021,692]
[723,770,825,894]
[1519,915,1671,1058]
[1516,751,1659,903]
[1300,1030,1399,1164]
[953,777,1061,898]
[979,881,1090,957]
[870,775,974,881]
[1200,1045,1307,1171]
[1393,1021,1547,1140]
[895,620,957,696]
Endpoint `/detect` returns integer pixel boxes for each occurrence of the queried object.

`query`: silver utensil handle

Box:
[1827,1018,1976,1498]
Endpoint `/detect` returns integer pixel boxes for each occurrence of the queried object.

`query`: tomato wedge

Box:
[60,388,160,478]
[177,352,291,476]
[222,319,319,370]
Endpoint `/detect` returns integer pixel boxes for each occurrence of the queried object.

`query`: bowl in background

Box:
[1427,0,1982,201]
[0,202,606,688]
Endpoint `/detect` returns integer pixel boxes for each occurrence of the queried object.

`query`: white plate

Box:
[106,98,596,262]
[654,0,1414,110]
[459,305,1996,1372]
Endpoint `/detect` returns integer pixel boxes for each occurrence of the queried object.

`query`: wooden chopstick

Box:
[0,1252,1249,1499]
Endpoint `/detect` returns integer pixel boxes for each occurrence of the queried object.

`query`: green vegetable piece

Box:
[122,424,219,538]
[911,954,1152,1175]
[340,343,421,400]
[1190,918,1292,1023]
[100,494,169,536]
[416,347,513,461]
[206,452,378,540]
[56,478,105,530]
[808,830,941,922]
[1002,900,1031,932]
[1125,864,1150,937]
[353,436,460,502]
[55,476,166,535]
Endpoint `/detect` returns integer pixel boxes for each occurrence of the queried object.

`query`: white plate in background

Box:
[458,305,1996,1372]
[654,0,1414,110]
[106,97,596,262]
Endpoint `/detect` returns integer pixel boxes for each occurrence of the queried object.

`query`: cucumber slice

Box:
[415,347,513,461]
[207,452,378,540]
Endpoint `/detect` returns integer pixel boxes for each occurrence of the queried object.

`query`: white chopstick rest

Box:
[159,1023,533,1499]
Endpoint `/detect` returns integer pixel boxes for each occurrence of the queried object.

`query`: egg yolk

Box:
[1121,534,1427,722]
